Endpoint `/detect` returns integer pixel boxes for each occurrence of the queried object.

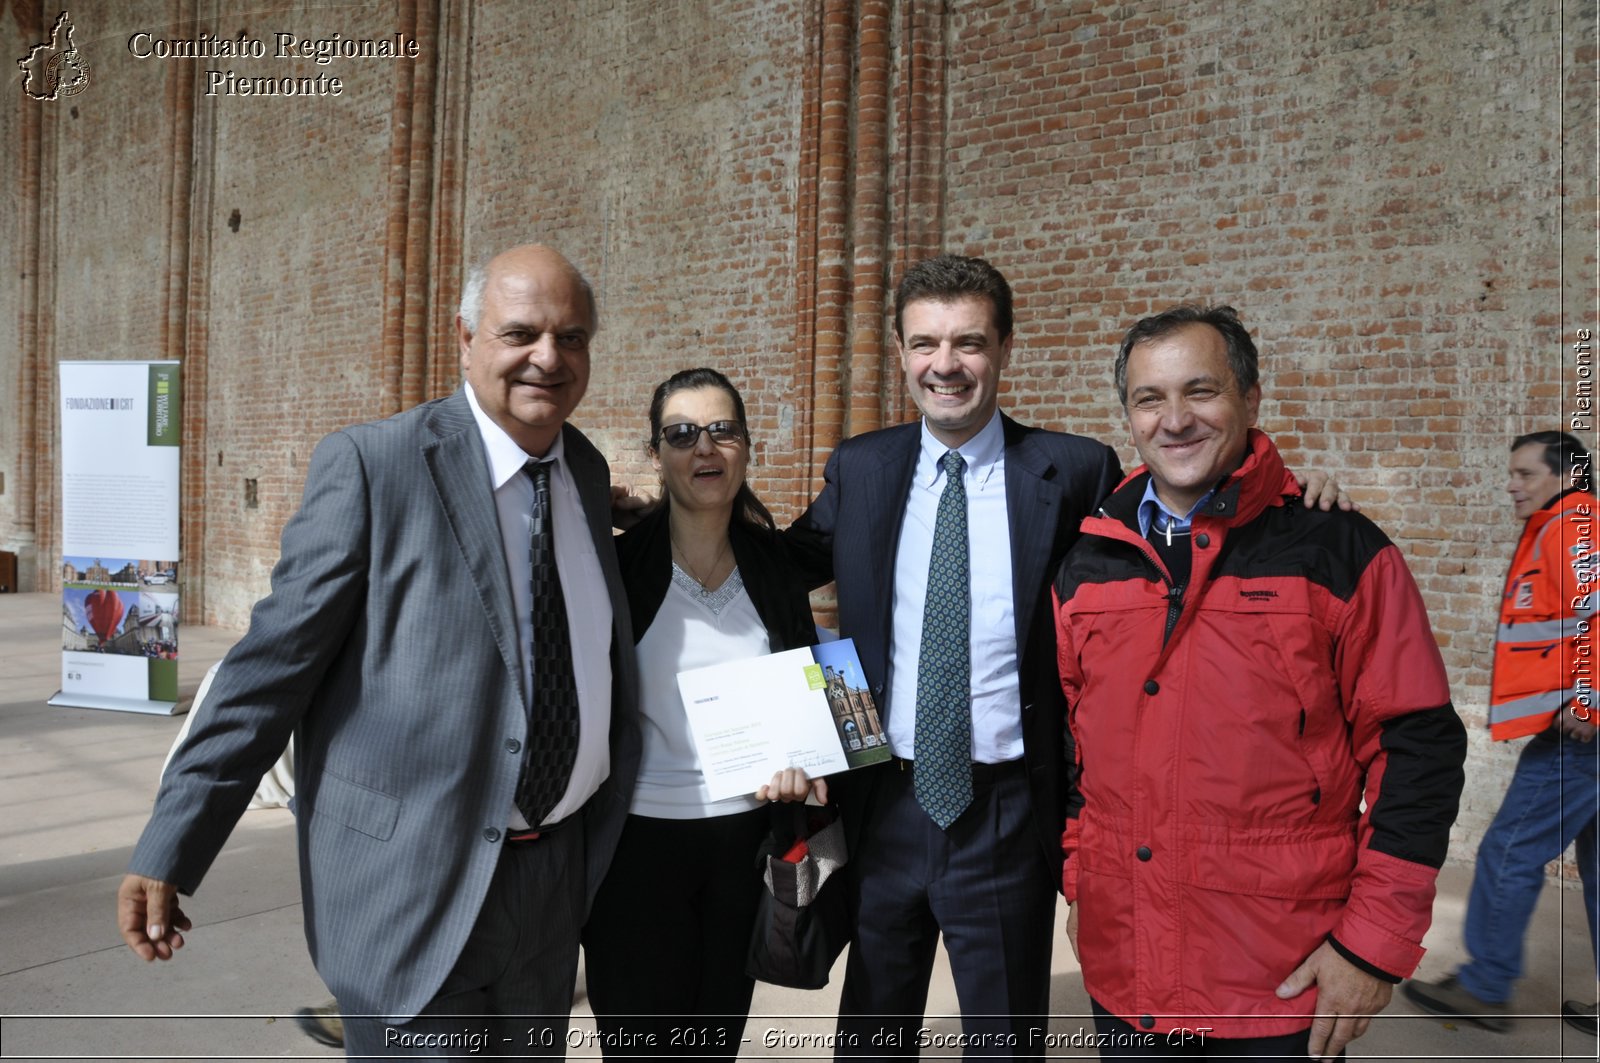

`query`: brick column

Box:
[164,0,207,622]
[847,0,891,437]
[14,2,47,592]
[426,0,472,400]
[887,0,945,426]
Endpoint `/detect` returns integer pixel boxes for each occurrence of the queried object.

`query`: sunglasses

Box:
[658,421,748,450]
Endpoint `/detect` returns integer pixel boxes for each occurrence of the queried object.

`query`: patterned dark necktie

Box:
[915,449,972,828]
[516,459,581,826]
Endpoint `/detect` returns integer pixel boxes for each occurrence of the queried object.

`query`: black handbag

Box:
[745,802,851,989]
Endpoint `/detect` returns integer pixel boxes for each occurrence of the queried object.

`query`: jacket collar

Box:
[1098,429,1298,531]
[1521,486,1598,536]
[420,389,526,705]
[1531,485,1595,515]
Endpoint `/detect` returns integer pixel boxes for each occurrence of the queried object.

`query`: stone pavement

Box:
[0,591,1594,1060]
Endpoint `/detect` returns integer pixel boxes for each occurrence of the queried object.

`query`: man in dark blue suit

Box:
[786,255,1122,1057]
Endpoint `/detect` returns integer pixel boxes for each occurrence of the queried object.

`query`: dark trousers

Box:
[1090,1001,1341,1061]
[342,820,587,1059]
[836,760,1056,1059]
[582,808,771,1061]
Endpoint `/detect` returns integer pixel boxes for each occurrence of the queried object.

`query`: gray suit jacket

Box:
[129,390,640,1023]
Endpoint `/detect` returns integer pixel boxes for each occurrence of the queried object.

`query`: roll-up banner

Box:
[49,361,183,714]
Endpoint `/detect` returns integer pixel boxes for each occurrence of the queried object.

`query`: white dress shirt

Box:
[886,411,1023,763]
[464,383,613,827]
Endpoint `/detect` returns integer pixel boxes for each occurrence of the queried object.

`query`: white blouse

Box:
[629,564,772,819]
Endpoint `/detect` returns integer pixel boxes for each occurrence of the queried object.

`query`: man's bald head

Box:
[455,244,597,456]
[459,244,598,337]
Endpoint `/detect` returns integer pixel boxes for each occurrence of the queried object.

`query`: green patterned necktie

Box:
[915,449,972,828]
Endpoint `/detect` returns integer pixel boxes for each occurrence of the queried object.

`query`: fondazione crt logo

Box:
[17,11,90,100]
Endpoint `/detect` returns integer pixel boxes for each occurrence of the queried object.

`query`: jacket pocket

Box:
[1178,825,1356,901]
[313,769,401,841]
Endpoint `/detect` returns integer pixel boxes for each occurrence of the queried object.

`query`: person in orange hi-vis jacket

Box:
[1405,430,1599,1036]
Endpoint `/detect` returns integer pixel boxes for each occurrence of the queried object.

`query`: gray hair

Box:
[458,263,488,332]
[457,253,599,335]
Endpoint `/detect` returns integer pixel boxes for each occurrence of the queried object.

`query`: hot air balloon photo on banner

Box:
[83,587,127,644]
[50,361,182,714]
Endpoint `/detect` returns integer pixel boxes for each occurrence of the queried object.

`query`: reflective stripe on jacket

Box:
[1490,488,1599,741]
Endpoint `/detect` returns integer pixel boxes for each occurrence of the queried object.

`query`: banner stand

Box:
[52,361,183,715]
[47,691,180,715]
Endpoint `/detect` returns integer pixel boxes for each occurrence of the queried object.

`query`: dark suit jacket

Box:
[616,505,817,653]
[785,413,1120,882]
[129,390,641,1024]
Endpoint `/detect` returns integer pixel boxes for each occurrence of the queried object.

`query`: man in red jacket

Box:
[1052,304,1468,1061]
[1404,431,1598,1035]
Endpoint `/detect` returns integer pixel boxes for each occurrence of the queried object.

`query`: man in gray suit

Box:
[117,244,640,1058]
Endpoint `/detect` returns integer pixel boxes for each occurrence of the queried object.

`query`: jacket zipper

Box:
[1122,523,1186,646]
[1086,509,1187,645]
[1163,581,1185,646]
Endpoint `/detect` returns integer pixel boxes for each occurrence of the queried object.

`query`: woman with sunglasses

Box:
[583,367,822,1059]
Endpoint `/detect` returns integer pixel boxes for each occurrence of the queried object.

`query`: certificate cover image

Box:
[676,637,890,801]
[811,640,889,768]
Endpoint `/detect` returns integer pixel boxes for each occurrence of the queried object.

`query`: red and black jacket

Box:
[1052,429,1466,1037]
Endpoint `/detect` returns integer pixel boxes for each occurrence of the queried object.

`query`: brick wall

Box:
[195,2,405,624]
[2,0,1593,865]
[932,0,1590,861]
[461,0,810,519]
[0,6,28,577]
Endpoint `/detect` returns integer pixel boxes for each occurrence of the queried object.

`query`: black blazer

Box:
[785,414,1121,883]
[617,504,818,653]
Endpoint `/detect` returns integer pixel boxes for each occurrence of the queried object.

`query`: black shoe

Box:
[1402,975,1512,1032]
[1563,1000,1598,1036]
[294,999,344,1048]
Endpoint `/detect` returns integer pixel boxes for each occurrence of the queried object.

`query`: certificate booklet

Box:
[677,638,891,801]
